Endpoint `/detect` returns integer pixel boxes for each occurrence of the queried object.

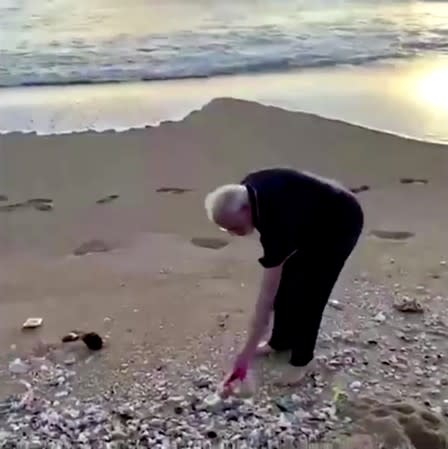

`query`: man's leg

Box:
[288,252,347,367]
[284,223,363,382]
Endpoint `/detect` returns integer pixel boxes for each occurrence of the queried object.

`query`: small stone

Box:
[206,429,218,439]
[373,312,386,323]
[168,395,185,404]
[329,299,344,310]
[226,409,240,421]
[55,390,69,398]
[64,355,76,365]
[194,378,212,389]
[393,296,424,313]
[415,367,424,376]
[64,409,80,419]
[111,430,127,440]
[217,313,229,329]
[278,413,291,429]
[149,418,164,427]
[174,406,183,415]
[9,358,30,374]
[81,332,103,350]
[350,381,362,390]
[203,393,222,411]
[440,260,447,266]
[275,397,298,413]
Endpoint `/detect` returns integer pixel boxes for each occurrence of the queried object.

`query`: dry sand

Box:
[1,98,448,447]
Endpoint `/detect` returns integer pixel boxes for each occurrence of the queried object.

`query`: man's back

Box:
[241,167,358,267]
[241,167,351,229]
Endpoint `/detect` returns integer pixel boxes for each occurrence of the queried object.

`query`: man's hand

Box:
[223,265,283,392]
[226,351,250,385]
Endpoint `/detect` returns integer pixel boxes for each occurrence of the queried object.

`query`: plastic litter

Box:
[22,317,43,329]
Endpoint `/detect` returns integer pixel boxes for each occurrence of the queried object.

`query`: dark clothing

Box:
[241,168,364,366]
[241,167,363,268]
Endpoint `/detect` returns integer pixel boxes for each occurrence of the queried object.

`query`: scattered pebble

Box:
[373,312,386,323]
[1,275,448,448]
[329,299,344,310]
[9,358,30,374]
[393,296,424,313]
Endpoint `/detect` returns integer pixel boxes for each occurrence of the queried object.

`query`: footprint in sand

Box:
[0,195,8,202]
[370,230,415,240]
[0,199,53,212]
[191,237,229,250]
[350,185,370,194]
[400,178,428,185]
[96,194,119,204]
[27,198,54,211]
[0,202,29,212]
[73,239,112,256]
[156,187,192,194]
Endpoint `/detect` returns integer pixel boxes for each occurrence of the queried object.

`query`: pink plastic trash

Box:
[224,366,247,386]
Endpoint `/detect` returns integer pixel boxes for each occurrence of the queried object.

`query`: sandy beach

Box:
[1,98,448,447]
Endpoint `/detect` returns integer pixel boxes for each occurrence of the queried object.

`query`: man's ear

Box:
[241,203,251,213]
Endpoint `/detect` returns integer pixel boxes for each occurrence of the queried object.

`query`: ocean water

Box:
[1,0,448,87]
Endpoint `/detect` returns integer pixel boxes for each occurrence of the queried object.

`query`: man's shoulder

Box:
[242,167,349,194]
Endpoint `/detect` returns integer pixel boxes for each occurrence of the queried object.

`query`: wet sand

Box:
[1,98,448,446]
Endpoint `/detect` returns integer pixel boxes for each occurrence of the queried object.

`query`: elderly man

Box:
[204,167,364,385]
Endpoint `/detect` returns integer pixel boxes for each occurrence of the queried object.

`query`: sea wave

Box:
[1,0,448,88]
[0,48,437,88]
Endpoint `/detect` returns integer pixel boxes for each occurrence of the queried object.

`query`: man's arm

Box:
[240,265,283,356]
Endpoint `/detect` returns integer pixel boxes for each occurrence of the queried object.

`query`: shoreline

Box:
[1,56,448,144]
[2,96,448,149]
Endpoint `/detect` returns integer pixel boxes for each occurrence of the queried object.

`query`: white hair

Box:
[204,184,248,224]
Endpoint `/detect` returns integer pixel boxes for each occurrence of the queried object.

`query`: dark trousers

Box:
[268,195,364,367]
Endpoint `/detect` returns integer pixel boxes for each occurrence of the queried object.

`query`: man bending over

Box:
[204,168,364,385]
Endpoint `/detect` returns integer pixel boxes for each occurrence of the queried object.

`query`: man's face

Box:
[218,205,254,236]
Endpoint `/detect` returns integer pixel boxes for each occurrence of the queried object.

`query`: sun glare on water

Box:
[414,64,448,111]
